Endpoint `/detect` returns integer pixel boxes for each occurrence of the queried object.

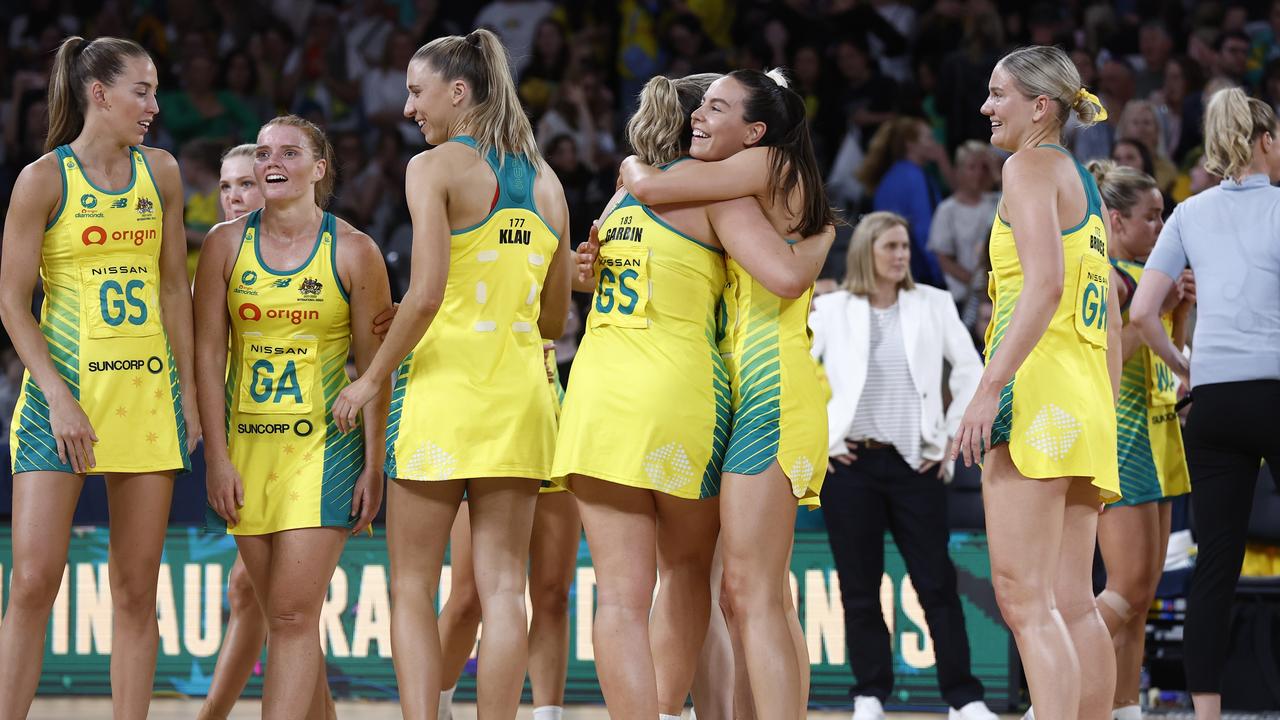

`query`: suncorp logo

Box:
[237,302,320,325]
[88,355,163,374]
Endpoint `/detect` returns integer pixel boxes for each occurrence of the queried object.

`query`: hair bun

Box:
[764,67,791,89]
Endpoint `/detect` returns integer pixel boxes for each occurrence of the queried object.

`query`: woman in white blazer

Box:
[810,211,994,720]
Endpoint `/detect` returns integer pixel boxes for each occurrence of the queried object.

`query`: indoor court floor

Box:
[27,698,1020,719]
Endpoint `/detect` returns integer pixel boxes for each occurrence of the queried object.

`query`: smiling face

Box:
[219,155,264,220]
[254,123,325,206]
[872,224,912,285]
[93,54,160,146]
[980,64,1042,151]
[689,76,765,161]
[404,59,465,145]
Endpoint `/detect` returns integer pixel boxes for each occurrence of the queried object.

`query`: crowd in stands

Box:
[1,0,1278,432]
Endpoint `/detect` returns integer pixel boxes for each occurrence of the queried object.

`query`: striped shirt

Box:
[847,304,923,468]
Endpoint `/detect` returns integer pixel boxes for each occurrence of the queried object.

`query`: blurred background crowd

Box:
[0,0,1277,430]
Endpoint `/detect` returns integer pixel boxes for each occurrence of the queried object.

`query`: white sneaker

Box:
[949,700,1000,720]
[853,696,886,720]
[1020,707,1035,720]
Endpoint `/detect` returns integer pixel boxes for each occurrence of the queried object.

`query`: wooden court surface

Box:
[28,698,1022,718]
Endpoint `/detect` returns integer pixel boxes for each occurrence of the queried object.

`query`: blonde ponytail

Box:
[413,29,540,167]
[1086,159,1157,215]
[46,35,150,152]
[627,76,684,165]
[997,45,1106,129]
[1203,87,1276,181]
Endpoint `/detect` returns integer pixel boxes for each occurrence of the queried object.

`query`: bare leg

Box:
[785,552,809,716]
[0,471,82,720]
[237,528,347,720]
[1097,501,1167,708]
[1192,692,1222,720]
[720,464,801,720]
[653,493,720,715]
[690,541,735,720]
[1055,478,1116,720]
[467,477,540,719]
[105,472,175,720]
[388,478,465,720]
[199,556,268,719]
[438,502,482,691]
[981,446,1078,720]
[573,475,659,720]
[528,492,581,708]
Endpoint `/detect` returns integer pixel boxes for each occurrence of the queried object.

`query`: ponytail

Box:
[1203,86,1276,181]
[413,29,540,167]
[1086,159,1157,215]
[727,68,834,237]
[627,76,683,166]
[260,115,337,208]
[46,35,151,152]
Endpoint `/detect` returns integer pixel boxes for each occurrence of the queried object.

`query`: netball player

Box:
[1087,160,1191,720]
[329,29,571,719]
[954,46,1121,720]
[195,115,391,719]
[0,36,200,719]
[617,69,835,719]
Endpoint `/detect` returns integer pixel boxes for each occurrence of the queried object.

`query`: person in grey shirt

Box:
[1131,86,1280,720]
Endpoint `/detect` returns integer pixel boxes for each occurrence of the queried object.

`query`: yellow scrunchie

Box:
[1075,87,1108,121]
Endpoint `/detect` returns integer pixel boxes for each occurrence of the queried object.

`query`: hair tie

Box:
[465,31,482,48]
[1075,87,1108,121]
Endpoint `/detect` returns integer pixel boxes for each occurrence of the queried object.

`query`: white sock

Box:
[660,714,683,720]
[1113,705,1142,720]
[533,707,564,720]
[438,687,455,720]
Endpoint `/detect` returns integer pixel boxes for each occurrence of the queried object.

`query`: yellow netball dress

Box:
[717,247,828,504]
[540,340,567,493]
[984,144,1120,500]
[1110,258,1190,506]
[553,183,729,499]
[386,136,558,482]
[207,210,360,535]
[10,145,188,475]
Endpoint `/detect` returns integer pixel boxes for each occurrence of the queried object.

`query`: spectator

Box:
[473,0,556,77]
[664,13,728,78]
[538,69,613,171]
[361,28,420,145]
[928,141,999,307]
[160,53,260,146]
[1116,99,1177,193]
[1135,21,1174,98]
[281,5,360,131]
[343,0,396,79]
[1151,55,1204,163]
[1214,29,1251,86]
[179,138,225,278]
[519,19,572,121]
[859,117,949,288]
[1260,58,1280,116]
[810,211,992,720]
[828,35,898,151]
[936,9,1004,150]
[221,48,271,126]
[1112,137,1156,178]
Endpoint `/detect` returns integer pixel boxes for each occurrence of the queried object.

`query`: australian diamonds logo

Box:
[299,277,323,298]
[241,270,258,286]
[136,197,156,219]
[80,194,97,209]
[110,197,128,208]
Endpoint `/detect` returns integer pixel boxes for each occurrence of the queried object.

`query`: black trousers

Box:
[820,444,984,709]
[1182,380,1280,693]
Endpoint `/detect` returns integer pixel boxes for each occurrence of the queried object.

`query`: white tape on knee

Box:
[1097,589,1134,621]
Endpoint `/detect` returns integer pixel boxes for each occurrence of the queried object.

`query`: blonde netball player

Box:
[0,36,200,719]
[951,46,1121,720]
[617,69,835,718]
[194,115,391,719]
[559,73,832,720]
[197,142,339,720]
[434,342,578,720]
[1087,160,1191,720]
[328,29,572,719]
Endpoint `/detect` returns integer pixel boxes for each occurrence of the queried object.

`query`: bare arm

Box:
[705,197,834,299]
[1130,268,1190,382]
[1106,268,1123,404]
[340,229,393,533]
[573,189,627,293]
[193,222,239,523]
[331,150,451,431]
[0,157,98,471]
[147,147,201,451]
[536,167,573,340]
[620,148,772,206]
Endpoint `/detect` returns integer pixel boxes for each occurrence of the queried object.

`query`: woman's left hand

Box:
[182,392,203,455]
[952,384,1000,467]
[332,378,377,434]
[349,465,384,535]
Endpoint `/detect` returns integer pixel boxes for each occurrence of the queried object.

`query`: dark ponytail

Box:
[726,68,833,237]
[46,35,151,152]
